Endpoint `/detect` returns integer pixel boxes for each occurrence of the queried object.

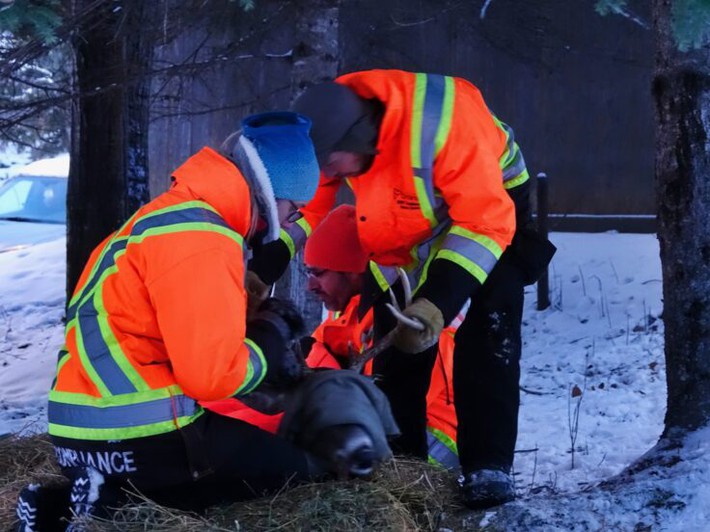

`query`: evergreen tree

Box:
[0,0,69,156]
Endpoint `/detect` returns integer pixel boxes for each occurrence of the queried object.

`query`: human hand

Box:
[392,298,444,354]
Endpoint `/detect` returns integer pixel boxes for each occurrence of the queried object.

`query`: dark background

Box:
[148,0,653,226]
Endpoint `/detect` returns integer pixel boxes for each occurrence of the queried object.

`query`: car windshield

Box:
[0,176,67,224]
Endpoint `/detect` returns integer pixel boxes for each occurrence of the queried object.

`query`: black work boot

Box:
[459,468,515,509]
[16,482,72,531]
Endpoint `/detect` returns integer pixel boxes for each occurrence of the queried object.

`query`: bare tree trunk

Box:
[274,0,341,332]
[653,0,710,433]
[67,0,153,299]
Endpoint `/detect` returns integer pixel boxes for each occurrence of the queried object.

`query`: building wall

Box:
[150,0,654,216]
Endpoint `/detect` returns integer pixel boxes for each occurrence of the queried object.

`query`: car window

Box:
[0,179,32,214]
[0,176,67,223]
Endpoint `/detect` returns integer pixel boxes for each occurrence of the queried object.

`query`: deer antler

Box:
[384,267,425,332]
[349,268,424,373]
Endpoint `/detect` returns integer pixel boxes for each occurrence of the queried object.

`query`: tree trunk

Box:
[653,0,710,432]
[274,0,341,332]
[67,0,153,300]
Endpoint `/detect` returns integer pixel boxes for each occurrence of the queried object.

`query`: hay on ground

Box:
[0,433,64,526]
[0,434,463,531]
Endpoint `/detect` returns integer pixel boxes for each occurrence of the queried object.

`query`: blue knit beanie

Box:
[239,112,320,203]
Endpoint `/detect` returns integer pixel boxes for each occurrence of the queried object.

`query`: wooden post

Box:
[536,172,550,310]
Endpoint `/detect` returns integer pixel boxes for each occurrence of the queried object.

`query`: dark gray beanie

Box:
[292,82,381,165]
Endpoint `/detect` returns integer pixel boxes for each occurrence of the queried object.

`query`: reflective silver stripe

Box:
[72,205,240,396]
[371,222,450,294]
[494,117,528,186]
[68,205,232,321]
[427,431,459,471]
[439,232,500,276]
[77,306,138,394]
[415,74,446,217]
[48,395,199,429]
[236,340,267,396]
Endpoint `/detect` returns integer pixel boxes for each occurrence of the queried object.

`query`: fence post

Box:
[536,172,550,310]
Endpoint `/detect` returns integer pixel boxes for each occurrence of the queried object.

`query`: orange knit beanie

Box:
[304,205,369,273]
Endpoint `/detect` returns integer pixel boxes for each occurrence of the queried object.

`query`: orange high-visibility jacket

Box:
[281,70,524,296]
[307,294,373,374]
[48,147,268,441]
[308,296,459,469]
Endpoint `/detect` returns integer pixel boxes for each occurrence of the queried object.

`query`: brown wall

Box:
[150,0,654,216]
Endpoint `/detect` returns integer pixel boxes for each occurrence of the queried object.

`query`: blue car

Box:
[0,155,68,253]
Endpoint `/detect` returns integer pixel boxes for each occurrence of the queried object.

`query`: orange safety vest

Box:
[48,147,268,441]
[281,69,524,293]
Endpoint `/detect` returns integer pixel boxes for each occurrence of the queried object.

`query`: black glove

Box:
[298,336,317,359]
[248,239,292,285]
[246,298,307,389]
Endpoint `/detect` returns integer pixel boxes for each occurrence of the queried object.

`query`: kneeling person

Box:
[304,205,460,471]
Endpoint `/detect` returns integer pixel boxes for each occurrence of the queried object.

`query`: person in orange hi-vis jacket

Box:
[247,70,556,509]
[15,112,330,530]
[207,205,460,471]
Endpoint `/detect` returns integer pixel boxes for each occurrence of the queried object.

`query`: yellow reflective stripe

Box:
[49,384,187,406]
[448,226,504,259]
[56,350,70,374]
[410,73,427,169]
[369,261,391,291]
[67,217,134,309]
[503,168,530,189]
[236,338,267,395]
[73,224,242,316]
[414,176,437,227]
[413,237,443,293]
[279,228,296,258]
[94,259,150,392]
[436,250,488,285]
[73,319,111,397]
[48,413,203,441]
[428,426,458,455]
[490,114,512,161]
[75,220,244,398]
[68,201,220,308]
[434,76,454,157]
[297,216,312,237]
[130,222,242,246]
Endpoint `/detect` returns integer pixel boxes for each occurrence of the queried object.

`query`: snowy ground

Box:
[2,230,708,530]
[516,232,665,495]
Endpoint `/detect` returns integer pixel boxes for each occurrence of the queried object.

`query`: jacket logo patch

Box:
[393,189,420,210]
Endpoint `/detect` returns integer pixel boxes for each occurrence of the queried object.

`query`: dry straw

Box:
[1,435,463,531]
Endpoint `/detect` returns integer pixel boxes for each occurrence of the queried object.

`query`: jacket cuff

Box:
[246,317,286,363]
[415,258,481,325]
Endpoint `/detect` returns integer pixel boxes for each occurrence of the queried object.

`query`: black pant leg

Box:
[453,249,525,473]
[198,411,315,500]
[52,411,319,515]
[370,279,437,459]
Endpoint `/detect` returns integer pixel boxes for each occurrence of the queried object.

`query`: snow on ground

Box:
[0,238,65,435]
[515,232,665,494]
[1,230,707,530]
